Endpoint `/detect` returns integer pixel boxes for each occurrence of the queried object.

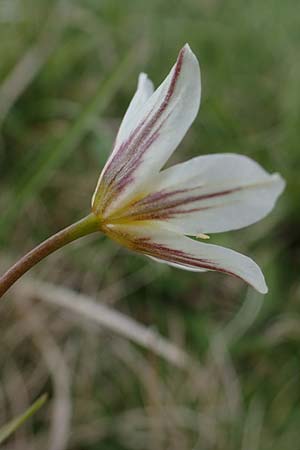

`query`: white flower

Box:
[92,44,285,294]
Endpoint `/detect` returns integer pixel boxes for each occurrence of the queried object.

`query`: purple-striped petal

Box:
[114,73,154,151]
[103,222,268,293]
[106,154,285,234]
[92,44,201,218]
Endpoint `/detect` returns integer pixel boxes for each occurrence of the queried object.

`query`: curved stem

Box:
[0,213,100,299]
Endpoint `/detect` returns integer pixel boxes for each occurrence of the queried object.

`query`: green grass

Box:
[0,0,299,449]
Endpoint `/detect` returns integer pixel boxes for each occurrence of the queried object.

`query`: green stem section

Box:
[0,214,100,299]
[0,394,48,444]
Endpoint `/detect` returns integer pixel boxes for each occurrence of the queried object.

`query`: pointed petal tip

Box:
[182,43,193,53]
[138,72,148,81]
[181,44,199,65]
[137,72,154,92]
[260,284,268,295]
[183,42,191,51]
[181,43,198,61]
[179,43,201,106]
[256,278,268,295]
[138,72,149,82]
[272,172,286,194]
[249,263,268,294]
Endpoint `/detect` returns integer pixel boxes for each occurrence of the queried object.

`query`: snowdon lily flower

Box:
[91,44,284,294]
[0,44,285,300]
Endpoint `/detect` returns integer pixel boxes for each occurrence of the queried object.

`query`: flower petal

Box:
[115,73,154,148]
[92,44,201,217]
[113,153,285,234]
[92,73,153,209]
[104,223,268,293]
[148,256,208,272]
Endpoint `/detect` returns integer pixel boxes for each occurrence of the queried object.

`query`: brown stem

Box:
[0,214,100,299]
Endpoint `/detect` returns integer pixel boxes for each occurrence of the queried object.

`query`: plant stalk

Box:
[0,213,100,299]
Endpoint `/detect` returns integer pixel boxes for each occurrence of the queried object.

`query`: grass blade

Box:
[0,393,48,444]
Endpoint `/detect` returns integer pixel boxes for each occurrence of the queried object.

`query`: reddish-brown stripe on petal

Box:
[94,48,186,215]
[103,226,246,284]
[106,186,242,223]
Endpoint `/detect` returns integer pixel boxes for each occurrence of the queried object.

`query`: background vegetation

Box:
[0,0,298,449]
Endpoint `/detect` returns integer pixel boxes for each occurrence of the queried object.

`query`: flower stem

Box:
[0,213,100,299]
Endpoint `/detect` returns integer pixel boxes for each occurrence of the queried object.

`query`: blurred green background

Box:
[0,0,299,449]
